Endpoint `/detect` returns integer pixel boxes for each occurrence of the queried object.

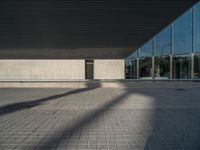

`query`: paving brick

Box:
[0,85,200,149]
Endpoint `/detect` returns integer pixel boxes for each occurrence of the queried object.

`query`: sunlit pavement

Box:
[0,82,200,150]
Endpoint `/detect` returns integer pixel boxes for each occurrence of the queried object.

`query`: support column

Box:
[170,55,173,79]
[191,7,195,80]
[170,23,174,80]
[191,53,194,79]
[137,58,139,79]
[152,56,155,80]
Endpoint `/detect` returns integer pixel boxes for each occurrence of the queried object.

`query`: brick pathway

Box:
[0,84,200,150]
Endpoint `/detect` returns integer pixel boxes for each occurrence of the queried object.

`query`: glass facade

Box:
[140,40,153,57]
[194,54,200,79]
[155,26,171,56]
[173,10,193,54]
[195,2,200,52]
[139,57,152,79]
[173,55,191,79]
[125,1,200,80]
[155,56,170,79]
[125,59,137,79]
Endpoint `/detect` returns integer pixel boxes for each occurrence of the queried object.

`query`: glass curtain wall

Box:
[194,54,200,79]
[139,57,152,79]
[125,52,137,79]
[194,2,200,79]
[194,2,200,52]
[172,8,192,79]
[173,55,191,79]
[155,56,170,79]
[125,59,137,79]
[139,40,153,79]
[154,26,171,79]
[173,10,192,54]
[155,26,171,56]
[125,1,200,80]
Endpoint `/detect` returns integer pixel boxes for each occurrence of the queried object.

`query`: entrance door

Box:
[85,60,94,79]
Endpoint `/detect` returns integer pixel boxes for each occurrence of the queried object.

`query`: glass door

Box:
[85,60,94,79]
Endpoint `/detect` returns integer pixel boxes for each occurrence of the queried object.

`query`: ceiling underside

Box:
[0,0,198,59]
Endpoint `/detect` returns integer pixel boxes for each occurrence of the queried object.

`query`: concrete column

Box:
[137,58,140,79]
[191,53,194,79]
[152,56,155,80]
[170,55,173,79]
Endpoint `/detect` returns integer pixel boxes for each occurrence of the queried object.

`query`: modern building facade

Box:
[0,1,198,81]
[125,1,200,80]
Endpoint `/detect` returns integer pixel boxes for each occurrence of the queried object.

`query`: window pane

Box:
[173,9,192,54]
[195,2,200,52]
[155,26,171,56]
[125,60,137,79]
[173,55,191,79]
[140,40,153,57]
[139,57,152,79]
[194,54,200,79]
[129,51,138,59]
[155,56,170,79]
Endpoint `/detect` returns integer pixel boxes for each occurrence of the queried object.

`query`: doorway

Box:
[85,60,94,79]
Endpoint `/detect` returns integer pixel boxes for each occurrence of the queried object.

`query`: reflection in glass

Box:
[155,56,170,79]
[155,26,171,56]
[173,9,192,54]
[129,51,138,59]
[125,1,200,80]
[139,57,152,79]
[173,55,191,79]
[194,54,200,79]
[140,40,153,57]
[195,2,200,52]
[125,60,137,79]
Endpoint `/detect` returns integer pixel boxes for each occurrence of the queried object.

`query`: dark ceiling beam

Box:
[0,0,198,59]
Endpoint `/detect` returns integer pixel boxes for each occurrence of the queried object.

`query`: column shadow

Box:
[0,82,101,116]
[27,84,200,150]
[36,89,131,149]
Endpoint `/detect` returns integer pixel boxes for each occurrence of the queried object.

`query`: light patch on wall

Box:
[94,59,125,79]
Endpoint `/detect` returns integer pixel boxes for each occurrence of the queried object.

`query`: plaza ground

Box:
[0,81,200,150]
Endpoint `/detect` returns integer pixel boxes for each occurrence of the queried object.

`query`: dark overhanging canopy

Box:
[0,0,198,59]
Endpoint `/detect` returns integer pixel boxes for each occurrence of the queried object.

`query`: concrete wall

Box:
[0,59,124,81]
[94,59,124,79]
[0,60,85,80]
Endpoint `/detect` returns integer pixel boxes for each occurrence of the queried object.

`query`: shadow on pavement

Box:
[27,84,200,150]
[1,82,200,150]
[0,82,101,116]
[36,89,131,149]
[133,87,200,150]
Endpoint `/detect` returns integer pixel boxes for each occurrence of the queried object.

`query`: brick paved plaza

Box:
[0,82,200,150]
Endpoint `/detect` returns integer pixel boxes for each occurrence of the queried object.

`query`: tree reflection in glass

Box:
[139,57,152,79]
[173,55,191,79]
[155,56,170,79]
